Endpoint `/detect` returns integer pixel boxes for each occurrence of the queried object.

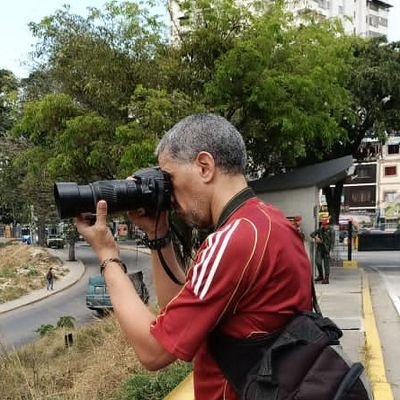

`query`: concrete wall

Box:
[257,186,320,257]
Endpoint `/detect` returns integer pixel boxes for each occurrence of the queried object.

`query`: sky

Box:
[1,0,400,78]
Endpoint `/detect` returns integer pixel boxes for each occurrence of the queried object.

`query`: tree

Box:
[28,1,166,122]
[304,38,400,223]
[206,4,354,174]
[10,94,82,244]
[164,0,256,100]
[35,324,55,337]
[0,69,19,134]
[57,315,76,329]
[345,38,400,150]
[0,135,30,230]
[115,85,204,176]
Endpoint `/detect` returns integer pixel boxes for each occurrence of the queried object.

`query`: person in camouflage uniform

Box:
[310,220,334,284]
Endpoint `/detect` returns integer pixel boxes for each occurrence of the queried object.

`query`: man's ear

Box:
[195,151,215,183]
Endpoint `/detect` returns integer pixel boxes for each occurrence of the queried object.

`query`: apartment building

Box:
[377,135,400,228]
[169,0,394,40]
[287,0,393,37]
[341,135,400,229]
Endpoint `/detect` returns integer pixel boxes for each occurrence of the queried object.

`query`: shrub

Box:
[116,361,192,400]
[35,324,56,337]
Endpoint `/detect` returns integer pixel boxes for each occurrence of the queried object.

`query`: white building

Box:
[377,135,400,228]
[169,0,394,40]
[286,0,393,37]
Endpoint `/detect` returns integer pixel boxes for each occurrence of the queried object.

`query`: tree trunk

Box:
[37,219,46,246]
[68,242,76,261]
[323,179,345,225]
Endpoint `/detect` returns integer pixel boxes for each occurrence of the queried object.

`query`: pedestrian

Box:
[310,220,334,284]
[74,113,312,400]
[46,267,54,290]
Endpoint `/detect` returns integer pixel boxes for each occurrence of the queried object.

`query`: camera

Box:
[54,167,171,219]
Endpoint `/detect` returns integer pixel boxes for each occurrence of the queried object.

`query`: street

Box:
[353,250,400,400]
[0,243,152,352]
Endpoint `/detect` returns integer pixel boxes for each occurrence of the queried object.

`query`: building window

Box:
[369,3,379,12]
[351,189,372,203]
[388,144,400,154]
[384,192,396,202]
[357,165,373,178]
[368,15,379,27]
[379,17,388,27]
[384,166,397,176]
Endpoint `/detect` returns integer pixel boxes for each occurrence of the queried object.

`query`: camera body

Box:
[54,167,171,219]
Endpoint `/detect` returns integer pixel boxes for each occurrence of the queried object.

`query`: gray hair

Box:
[156,113,247,174]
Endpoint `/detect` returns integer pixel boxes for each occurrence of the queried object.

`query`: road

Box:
[0,243,152,352]
[353,249,400,400]
[354,250,400,315]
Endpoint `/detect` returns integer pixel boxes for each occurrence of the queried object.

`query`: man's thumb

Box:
[96,200,108,223]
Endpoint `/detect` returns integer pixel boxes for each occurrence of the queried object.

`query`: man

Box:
[310,220,334,284]
[75,113,312,400]
[46,267,54,290]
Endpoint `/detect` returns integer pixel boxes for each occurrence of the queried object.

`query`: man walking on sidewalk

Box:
[46,267,54,290]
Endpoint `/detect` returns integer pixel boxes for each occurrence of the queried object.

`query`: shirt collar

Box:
[215,187,256,230]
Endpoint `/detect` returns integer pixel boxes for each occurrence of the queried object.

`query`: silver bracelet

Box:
[100,258,127,275]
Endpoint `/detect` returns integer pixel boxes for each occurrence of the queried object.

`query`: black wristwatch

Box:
[142,230,172,250]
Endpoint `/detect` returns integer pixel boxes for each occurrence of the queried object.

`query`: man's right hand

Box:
[127,208,170,240]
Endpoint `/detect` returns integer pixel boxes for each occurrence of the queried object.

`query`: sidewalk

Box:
[0,247,85,315]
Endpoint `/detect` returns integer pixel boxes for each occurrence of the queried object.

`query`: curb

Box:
[362,270,394,400]
[343,260,359,269]
[163,373,194,400]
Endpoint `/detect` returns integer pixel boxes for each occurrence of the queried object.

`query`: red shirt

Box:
[151,197,312,399]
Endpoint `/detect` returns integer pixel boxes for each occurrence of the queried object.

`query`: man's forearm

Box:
[103,262,176,370]
[150,243,186,308]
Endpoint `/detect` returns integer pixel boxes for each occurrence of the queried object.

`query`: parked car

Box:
[86,271,149,315]
[46,235,65,249]
[21,227,32,244]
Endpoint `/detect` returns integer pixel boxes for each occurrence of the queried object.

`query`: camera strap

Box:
[154,179,184,286]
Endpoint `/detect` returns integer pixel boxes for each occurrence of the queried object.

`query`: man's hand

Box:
[125,177,170,239]
[127,208,169,239]
[74,200,119,262]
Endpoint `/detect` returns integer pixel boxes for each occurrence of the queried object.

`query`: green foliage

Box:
[206,3,354,172]
[49,113,117,181]
[165,0,256,99]
[35,324,56,337]
[116,85,203,175]
[12,93,81,145]
[116,361,192,400]
[35,316,75,338]
[29,1,166,121]
[0,69,19,133]
[345,38,400,150]
[0,267,16,278]
[56,315,76,329]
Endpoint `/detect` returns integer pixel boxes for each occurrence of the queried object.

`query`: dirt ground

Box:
[0,240,68,303]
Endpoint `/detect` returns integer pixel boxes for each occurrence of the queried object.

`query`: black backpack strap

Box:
[333,362,364,400]
[208,329,278,396]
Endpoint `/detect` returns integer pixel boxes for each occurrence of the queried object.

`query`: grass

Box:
[0,240,191,398]
[0,241,67,303]
[0,314,192,400]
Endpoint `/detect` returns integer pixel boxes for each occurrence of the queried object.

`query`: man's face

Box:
[158,151,211,228]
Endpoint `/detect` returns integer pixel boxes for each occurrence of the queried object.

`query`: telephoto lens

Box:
[54,168,171,219]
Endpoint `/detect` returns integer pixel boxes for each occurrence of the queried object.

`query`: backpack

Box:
[209,287,372,400]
